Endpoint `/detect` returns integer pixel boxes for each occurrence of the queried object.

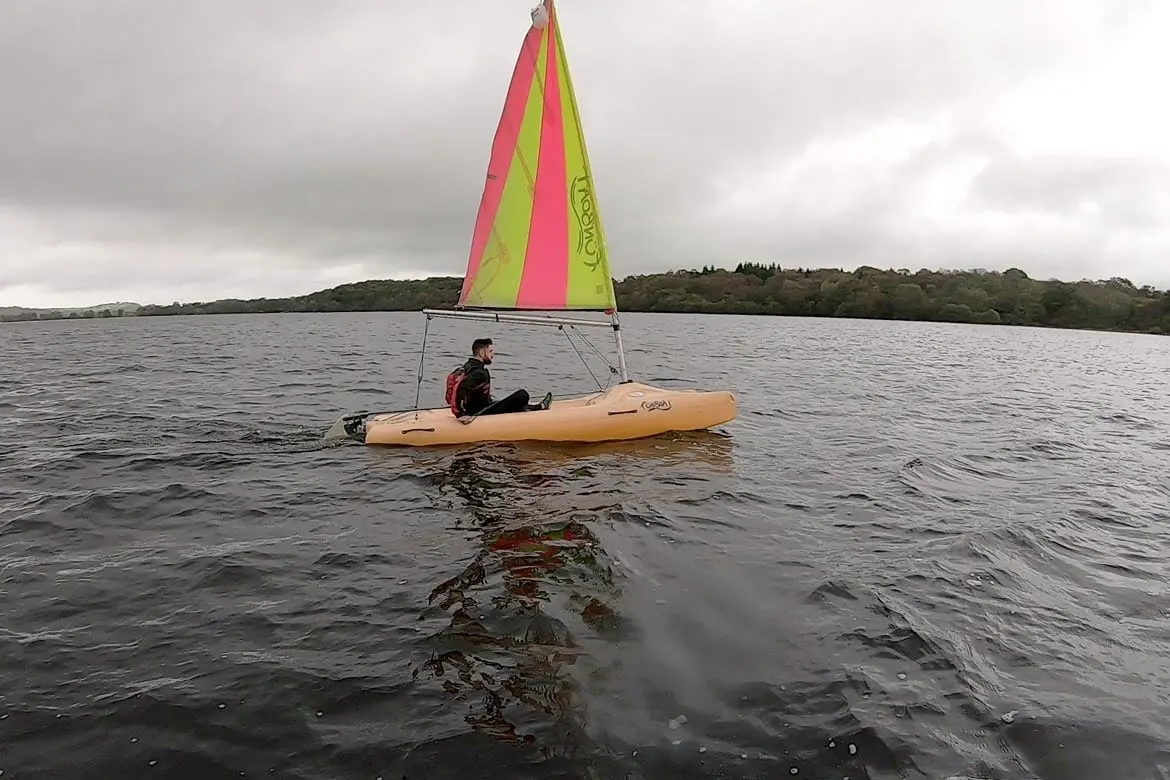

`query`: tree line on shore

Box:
[0,306,132,322]
[10,265,1170,335]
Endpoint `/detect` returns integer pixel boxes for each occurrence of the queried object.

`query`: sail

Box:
[458,0,617,312]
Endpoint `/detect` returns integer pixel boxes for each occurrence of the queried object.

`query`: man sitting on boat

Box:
[446,338,552,421]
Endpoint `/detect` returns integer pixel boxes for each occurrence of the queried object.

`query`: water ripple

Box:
[0,313,1168,779]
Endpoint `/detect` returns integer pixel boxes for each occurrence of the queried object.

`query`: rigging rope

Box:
[559,324,618,391]
[559,325,602,390]
[572,325,618,368]
[413,314,431,409]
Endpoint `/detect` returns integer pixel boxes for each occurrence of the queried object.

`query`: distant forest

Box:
[9,265,1170,335]
[1,306,134,322]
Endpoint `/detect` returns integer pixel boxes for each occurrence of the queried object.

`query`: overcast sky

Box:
[1,0,1167,308]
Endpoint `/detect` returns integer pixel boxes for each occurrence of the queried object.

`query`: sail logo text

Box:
[641,400,672,412]
[571,175,602,270]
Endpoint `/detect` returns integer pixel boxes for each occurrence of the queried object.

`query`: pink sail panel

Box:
[515,13,568,309]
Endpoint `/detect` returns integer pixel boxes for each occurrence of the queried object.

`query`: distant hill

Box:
[0,302,141,322]
[130,265,1170,336]
[7,265,1170,335]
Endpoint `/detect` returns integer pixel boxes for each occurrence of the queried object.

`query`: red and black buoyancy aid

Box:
[444,359,489,416]
[444,367,465,415]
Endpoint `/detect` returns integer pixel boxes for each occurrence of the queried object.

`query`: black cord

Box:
[413,315,431,409]
[570,325,619,375]
[559,325,603,390]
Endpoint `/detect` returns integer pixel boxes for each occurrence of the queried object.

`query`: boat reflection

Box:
[407,431,735,758]
[393,428,737,475]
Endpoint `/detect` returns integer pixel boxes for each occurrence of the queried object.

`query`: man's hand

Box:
[457,415,473,425]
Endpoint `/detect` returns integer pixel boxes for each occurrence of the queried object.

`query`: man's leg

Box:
[477,389,530,415]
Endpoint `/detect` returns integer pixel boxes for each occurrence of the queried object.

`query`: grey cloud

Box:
[0,1,1129,209]
[670,122,1170,286]
[967,154,1170,229]
[0,0,1166,305]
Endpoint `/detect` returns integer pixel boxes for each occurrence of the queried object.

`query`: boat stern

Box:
[323,411,371,444]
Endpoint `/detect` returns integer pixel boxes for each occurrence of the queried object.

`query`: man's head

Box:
[472,337,494,364]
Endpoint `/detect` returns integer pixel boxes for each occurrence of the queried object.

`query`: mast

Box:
[610,309,629,383]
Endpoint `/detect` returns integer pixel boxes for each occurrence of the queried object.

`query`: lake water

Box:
[1,311,1168,779]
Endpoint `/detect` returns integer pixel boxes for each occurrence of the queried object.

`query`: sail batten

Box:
[457,0,617,312]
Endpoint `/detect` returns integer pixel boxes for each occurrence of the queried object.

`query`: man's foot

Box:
[539,392,553,410]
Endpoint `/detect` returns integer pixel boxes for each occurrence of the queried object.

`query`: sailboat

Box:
[341,0,737,447]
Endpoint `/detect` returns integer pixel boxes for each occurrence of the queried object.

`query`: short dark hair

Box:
[472,337,493,354]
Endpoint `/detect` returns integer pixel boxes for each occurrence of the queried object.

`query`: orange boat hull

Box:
[361,382,737,447]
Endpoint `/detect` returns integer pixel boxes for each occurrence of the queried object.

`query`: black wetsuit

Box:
[454,357,533,416]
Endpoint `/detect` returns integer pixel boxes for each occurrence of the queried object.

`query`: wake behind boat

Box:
[327,0,737,447]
